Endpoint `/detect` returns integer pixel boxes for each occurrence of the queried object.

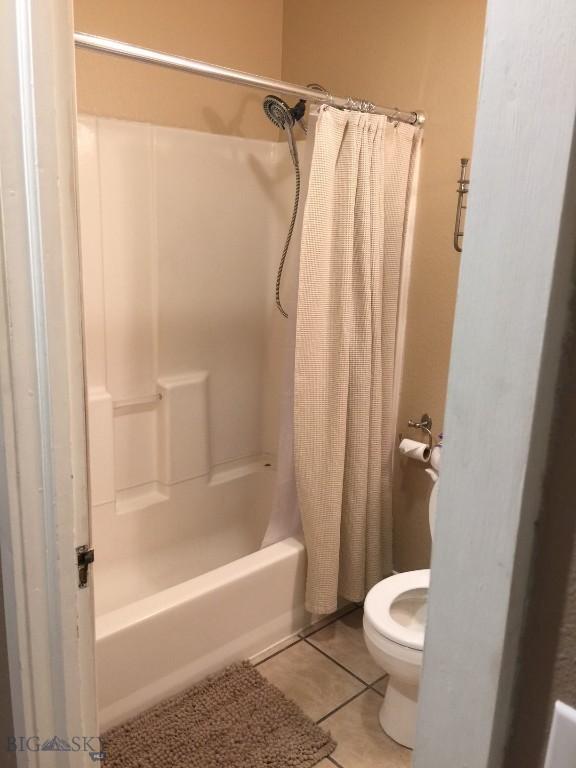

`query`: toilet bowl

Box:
[363,569,429,749]
[363,444,440,749]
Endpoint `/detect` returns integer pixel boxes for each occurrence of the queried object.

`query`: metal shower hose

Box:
[275,149,300,318]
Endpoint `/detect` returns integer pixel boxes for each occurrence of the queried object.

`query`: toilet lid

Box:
[364,570,430,651]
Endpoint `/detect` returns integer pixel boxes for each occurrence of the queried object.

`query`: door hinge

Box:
[76,545,95,589]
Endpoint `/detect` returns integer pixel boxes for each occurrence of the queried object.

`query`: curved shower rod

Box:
[74,32,425,127]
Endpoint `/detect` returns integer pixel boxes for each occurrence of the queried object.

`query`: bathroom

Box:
[72,0,486,763]
[5,1,576,768]
[74,0,486,764]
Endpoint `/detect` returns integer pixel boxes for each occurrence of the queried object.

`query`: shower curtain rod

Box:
[74,33,425,126]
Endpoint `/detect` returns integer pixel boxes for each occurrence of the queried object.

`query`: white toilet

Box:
[363,449,440,749]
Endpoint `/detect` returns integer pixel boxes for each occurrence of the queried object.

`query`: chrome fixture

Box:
[74,33,425,126]
[262,95,304,318]
[454,158,470,253]
[407,413,433,453]
[262,95,302,163]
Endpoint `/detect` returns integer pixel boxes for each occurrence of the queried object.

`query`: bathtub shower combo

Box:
[75,33,423,730]
[79,113,308,730]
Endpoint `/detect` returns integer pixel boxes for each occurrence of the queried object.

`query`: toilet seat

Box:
[364,569,429,651]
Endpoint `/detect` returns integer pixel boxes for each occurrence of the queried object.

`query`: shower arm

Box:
[74,32,425,127]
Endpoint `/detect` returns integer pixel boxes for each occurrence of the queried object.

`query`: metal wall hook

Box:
[454,158,470,253]
[407,413,433,453]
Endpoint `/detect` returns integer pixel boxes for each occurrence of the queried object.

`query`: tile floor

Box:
[256,606,412,768]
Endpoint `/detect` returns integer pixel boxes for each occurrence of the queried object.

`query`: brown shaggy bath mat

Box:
[102,660,335,768]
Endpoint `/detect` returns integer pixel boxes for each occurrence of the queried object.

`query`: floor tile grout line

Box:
[303,636,374,688]
[256,604,361,667]
[315,686,369,725]
[298,603,361,640]
[255,621,387,696]
[366,673,389,696]
[367,680,386,698]
[328,755,346,768]
[253,637,302,667]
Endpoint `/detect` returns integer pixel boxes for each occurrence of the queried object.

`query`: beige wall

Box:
[73,0,283,139]
[282,0,486,570]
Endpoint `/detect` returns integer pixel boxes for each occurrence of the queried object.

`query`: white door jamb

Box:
[0,1,97,766]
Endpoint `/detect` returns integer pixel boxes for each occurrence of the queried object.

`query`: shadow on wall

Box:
[393,460,433,571]
[201,92,269,139]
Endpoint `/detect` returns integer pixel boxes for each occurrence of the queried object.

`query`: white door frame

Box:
[415,1,576,766]
[0,1,97,766]
[1,1,575,767]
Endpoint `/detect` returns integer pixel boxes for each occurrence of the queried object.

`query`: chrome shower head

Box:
[262,95,296,130]
[262,94,302,166]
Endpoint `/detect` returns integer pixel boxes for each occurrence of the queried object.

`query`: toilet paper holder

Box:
[406,413,433,453]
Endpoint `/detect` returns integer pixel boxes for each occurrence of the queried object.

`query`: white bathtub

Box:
[96,536,308,729]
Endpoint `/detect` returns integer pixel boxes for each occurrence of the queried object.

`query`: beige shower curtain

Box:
[294,106,420,614]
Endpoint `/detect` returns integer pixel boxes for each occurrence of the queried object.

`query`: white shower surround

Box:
[77,116,308,725]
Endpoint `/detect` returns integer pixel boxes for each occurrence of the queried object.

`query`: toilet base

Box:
[378,677,419,750]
